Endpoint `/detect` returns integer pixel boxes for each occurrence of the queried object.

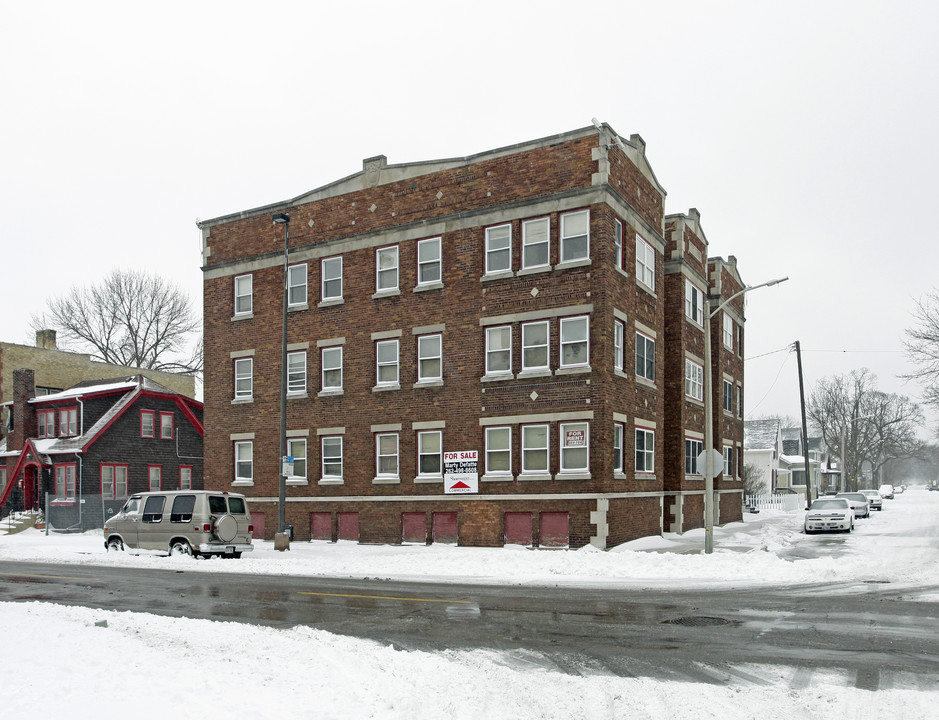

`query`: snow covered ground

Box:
[2,489,938,719]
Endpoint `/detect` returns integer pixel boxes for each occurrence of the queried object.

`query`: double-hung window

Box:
[685,359,703,401]
[636,235,655,289]
[234,358,253,399]
[160,412,173,440]
[613,219,623,270]
[485,427,511,476]
[521,424,549,475]
[722,380,733,413]
[521,217,549,269]
[321,257,342,302]
[55,464,76,500]
[180,466,192,490]
[560,209,589,262]
[376,433,399,479]
[148,465,162,492]
[140,410,155,438]
[559,422,589,474]
[287,351,307,394]
[376,246,399,292]
[723,314,734,349]
[685,439,703,475]
[417,237,442,286]
[59,407,77,437]
[101,464,129,500]
[287,438,307,480]
[636,428,655,473]
[559,316,589,368]
[376,339,399,386]
[485,326,512,376]
[613,424,624,473]
[521,321,549,372]
[614,320,624,371]
[485,224,511,275]
[685,280,704,325]
[724,446,734,477]
[37,409,55,438]
[322,436,343,480]
[417,334,442,382]
[234,441,253,483]
[635,332,655,381]
[417,430,442,478]
[288,263,308,307]
[321,347,342,391]
[234,274,253,315]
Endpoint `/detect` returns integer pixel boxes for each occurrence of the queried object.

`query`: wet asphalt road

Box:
[1,559,937,691]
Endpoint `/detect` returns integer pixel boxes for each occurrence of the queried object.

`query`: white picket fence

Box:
[744,494,805,512]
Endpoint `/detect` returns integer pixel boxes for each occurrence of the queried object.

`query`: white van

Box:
[104,491,254,558]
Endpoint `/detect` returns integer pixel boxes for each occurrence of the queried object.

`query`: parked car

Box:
[878,484,895,499]
[835,492,870,518]
[895,485,905,494]
[859,489,883,511]
[804,497,855,534]
[104,490,254,558]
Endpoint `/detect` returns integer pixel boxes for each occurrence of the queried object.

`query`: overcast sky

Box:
[2,1,937,432]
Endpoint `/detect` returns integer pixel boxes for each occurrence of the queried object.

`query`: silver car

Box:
[104,490,254,558]
[835,492,870,518]
[804,497,855,534]
[859,489,883,511]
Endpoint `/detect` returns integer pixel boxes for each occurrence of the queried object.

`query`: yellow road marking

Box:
[299,590,472,604]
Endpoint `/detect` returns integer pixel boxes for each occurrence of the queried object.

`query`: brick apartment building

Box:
[198,123,747,548]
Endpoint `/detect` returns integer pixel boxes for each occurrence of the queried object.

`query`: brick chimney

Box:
[9,369,37,452]
[36,329,57,349]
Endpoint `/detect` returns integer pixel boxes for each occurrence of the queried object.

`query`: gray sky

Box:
[3,1,937,432]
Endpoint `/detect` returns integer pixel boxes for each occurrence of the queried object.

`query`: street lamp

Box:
[703,276,788,554]
[840,414,874,492]
[272,212,290,536]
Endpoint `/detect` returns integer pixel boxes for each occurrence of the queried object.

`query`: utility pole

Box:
[795,341,813,509]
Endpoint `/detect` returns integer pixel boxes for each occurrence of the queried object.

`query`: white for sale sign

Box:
[444,451,479,494]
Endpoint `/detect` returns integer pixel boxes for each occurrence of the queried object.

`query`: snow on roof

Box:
[28,374,176,404]
[744,419,779,450]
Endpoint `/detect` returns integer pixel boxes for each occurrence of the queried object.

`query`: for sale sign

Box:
[444,451,479,494]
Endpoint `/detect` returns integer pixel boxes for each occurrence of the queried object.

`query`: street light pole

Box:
[272,212,290,536]
[703,276,788,554]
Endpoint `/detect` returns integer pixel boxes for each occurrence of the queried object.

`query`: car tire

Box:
[107,537,123,552]
[170,539,193,557]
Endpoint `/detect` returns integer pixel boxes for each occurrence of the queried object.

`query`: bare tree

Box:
[808,369,924,490]
[905,288,939,413]
[742,462,766,497]
[31,269,202,375]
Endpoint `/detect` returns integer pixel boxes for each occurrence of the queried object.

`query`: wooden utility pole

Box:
[795,341,813,509]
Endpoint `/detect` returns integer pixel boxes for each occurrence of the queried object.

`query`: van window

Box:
[142,496,165,523]
[228,497,247,515]
[170,495,196,523]
[208,496,228,514]
[123,497,141,514]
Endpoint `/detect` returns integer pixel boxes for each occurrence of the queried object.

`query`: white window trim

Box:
[376,245,399,293]
[234,274,253,316]
[416,430,443,480]
[484,426,513,479]
[286,438,307,483]
[321,436,344,483]
[234,358,253,399]
[635,427,655,474]
[417,333,443,383]
[416,237,442,287]
[636,235,655,290]
[559,209,590,264]
[685,359,704,401]
[722,379,734,413]
[375,432,400,482]
[722,314,734,350]
[375,339,399,388]
[521,217,550,271]
[614,320,624,371]
[485,326,513,377]
[288,263,308,307]
[685,438,703,476]
[521,424,550,477]
[287,351,307,395]
[613,218,623,270]
[559,315,589,369]
[521,320,550,374]
[559,421,589,475]
[484,224,512,276]
[321,346,343,392]
[613,423,624,475]
[321,256,343,302]
[234,440,254,485]
[636,332,655,382]
[685,279,704,326]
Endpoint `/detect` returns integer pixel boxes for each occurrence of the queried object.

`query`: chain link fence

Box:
[44,493,127,533]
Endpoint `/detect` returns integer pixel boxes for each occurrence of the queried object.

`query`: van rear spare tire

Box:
[214,514,238,543]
